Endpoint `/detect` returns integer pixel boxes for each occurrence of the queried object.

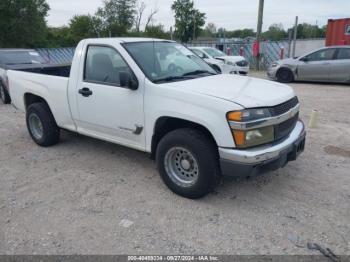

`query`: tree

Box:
[171,0,206,43]
[202,23,217,37]
[135,1,146,33]
[293,23,326,39]
[224,28,255,39]
[0,0,50,47]
[262,23,287,41]
[69,15,100,44]
[96,0,137,36]
[144,24,170,39]
[46,27,74,47]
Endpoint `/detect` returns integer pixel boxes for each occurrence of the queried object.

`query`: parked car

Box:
[190,47,250,75]
[268,46,350,83]
[0,49,71,104]
[8,38,306,199]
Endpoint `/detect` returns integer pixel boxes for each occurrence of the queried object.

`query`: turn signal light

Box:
[233,130,245,146]
[227,111,242,121]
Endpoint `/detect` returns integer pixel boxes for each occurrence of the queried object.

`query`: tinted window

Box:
[306,49,336,62]
[337,48,350,60]
[84,45,131,86]
[0,51,46,65]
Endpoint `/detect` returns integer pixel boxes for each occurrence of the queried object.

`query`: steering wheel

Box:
[168,63,184,74]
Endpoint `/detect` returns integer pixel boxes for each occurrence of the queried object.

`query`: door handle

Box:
[79,88,93,97]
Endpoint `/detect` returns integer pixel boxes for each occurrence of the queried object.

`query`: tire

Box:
[26,102,60,147]
[276,68,294,83]
[156,128,220,199]
[0,83,11,104]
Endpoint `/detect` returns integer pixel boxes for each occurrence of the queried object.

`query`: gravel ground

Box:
[0,73,349,255]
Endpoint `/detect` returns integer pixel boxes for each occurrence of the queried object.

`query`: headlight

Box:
[231,126,275,148]
[226,61,235,66]
[271,62,279,68]
[227,109,275,148]
[227,108,271,122]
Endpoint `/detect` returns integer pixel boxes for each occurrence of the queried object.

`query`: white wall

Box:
[294,39,326,57]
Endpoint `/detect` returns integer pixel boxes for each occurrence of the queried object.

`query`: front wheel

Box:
[26,102,60,147]
[156,128,220,199]
[276,68,294,83]
[0,83,11,104]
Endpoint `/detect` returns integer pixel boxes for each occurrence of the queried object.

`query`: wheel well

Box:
[151,117,218,159]
[24,93,47,109]
[277,67,293,77]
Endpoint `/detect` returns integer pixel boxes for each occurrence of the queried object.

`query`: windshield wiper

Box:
[5,62,34,65]
[153,75,194,83]
[182,70,216,76]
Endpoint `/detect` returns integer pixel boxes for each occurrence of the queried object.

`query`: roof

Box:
[189,46,214,50]
[85,37,175,43]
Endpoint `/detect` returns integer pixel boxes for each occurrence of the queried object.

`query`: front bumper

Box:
[267,66,278,79]
[219,121,306,177]
[222,65,250,75]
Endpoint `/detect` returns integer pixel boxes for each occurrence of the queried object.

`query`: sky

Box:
[46,0,350,31]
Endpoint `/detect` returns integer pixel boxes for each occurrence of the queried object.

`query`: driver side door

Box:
[297,48,337,81]
[75,44,145,150]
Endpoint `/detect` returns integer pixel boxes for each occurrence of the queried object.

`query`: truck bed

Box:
[2,63,71,78]
[8,69,75,131]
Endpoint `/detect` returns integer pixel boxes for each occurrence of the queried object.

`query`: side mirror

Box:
[119,71,138,90]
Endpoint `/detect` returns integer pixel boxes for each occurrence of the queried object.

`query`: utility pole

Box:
[292,16,298,58]
[256,0,264,70]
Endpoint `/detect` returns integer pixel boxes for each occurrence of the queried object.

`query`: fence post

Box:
[239,46,244,56]
[280,46,285,60]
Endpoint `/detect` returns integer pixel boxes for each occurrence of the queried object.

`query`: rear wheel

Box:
[26,102,60,147]
[156,128,220,199]
[0,83,11,104]
[276,68,294,83]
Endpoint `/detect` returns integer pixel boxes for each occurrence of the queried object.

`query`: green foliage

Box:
[46,27,74,48]
[69,15,101,44]
[262,23,287,41]
[96,0,137,37]
[202,23,217,37]
[294,23,326,39]
[0,0,50,48]
[223,28,256,39]
[171,0,206,43]
[145,24,170,39]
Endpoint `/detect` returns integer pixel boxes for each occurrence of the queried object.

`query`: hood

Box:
[219,56,246,63]
[164,74,295,108]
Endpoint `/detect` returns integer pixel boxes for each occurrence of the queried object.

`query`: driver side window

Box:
[84,45,131,86]
[305,49,336,62]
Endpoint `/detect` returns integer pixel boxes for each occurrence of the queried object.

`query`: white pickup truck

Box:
[8,38,306,199]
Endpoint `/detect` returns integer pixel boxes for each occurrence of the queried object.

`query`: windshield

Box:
[203,48,226,58]
[123,42,216,83]
[0,51,47,65]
